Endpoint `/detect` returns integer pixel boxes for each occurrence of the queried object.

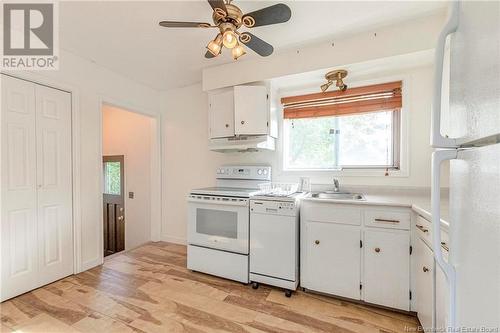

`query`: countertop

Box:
[302,187,450,230]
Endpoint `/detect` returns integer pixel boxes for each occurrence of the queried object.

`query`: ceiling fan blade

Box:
[242,4,291,28]
[207,0,227,15]
[159,21,212,28]
[205,51,216,59]
[239,32,273,57]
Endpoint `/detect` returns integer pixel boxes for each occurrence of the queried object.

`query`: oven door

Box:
[187,195,249,254]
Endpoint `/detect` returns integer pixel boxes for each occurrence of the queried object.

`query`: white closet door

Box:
[35,84,73,286]
[1,75,38,301]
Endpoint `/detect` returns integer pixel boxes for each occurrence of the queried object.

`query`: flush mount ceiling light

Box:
[159,0,292,60]
[321,70,349,92]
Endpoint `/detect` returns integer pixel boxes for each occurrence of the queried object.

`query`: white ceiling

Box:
[60,1,447,91]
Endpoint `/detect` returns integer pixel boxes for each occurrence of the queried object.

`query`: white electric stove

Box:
[187,165,271,283]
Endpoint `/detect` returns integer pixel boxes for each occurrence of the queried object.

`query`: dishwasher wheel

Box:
[251,282,259,289]
[285,289,292,298]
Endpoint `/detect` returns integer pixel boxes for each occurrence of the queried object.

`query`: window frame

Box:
[277,75,410,179]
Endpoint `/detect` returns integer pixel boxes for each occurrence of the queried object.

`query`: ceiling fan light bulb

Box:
[223,30,238,49]
[232,44,246,60]
[206,34,222,56]
[321,82,331,92]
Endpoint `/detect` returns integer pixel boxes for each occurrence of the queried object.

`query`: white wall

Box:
[3,49,162,271]
[161,84,226,244]
[102,105,153,250]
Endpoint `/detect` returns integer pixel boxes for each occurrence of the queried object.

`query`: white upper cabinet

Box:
[208,85,271,139]
[209,90,234,139]
[233,85,268,136]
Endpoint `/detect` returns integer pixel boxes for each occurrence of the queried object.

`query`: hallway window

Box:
[104,161,121,195]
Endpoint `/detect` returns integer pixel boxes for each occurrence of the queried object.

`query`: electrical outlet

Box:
[128,192,134,199]
[300,177,311,192]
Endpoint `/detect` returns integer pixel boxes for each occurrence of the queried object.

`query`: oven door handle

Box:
[188,196,249,207]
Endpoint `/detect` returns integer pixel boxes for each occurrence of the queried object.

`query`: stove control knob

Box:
[220,169,225,174]
[257,169,262,175]
[263,169,268,175]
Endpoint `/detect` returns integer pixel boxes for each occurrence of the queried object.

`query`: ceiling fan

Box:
[159,0,292,60]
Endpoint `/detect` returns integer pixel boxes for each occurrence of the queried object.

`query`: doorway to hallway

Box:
[103,155,125,256]
[101,104,157,257]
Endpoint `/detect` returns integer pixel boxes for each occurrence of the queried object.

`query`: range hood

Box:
[209,135,275,153]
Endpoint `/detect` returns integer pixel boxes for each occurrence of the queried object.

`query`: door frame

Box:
[0,71,81,274]
[99,98,162,263]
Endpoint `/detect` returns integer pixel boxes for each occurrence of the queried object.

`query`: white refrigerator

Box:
[431,1,499,331]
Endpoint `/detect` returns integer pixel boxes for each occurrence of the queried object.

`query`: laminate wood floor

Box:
[1,242,419,333]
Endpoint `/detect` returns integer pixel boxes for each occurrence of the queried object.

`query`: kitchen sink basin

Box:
[310,192,366,200]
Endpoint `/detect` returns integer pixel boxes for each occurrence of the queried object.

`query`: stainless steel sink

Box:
[310,192,365,200]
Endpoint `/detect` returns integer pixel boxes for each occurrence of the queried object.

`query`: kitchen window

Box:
[281,81,402,171]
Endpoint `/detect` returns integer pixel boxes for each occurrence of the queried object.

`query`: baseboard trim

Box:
[80,257,103,273]
[161,234,187,245]
[103,241,152,261]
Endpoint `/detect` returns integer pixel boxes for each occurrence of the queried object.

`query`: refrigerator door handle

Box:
[431,2,459,148]
[431,149,458,329]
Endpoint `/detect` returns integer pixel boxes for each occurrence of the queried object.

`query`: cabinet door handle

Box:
[423,266,430,273]
[241,120,245,125]
[374,247,381,253]
[314,240,320,245]
[416,224,429,233]
[225,124,229,128]
[374,218,400,224]
[118,216,124,221]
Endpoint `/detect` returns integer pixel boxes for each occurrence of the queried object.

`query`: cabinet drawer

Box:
[301,202,361,226]
[416,215,449,252]
[364,209,410,230]
[415,215,432,243]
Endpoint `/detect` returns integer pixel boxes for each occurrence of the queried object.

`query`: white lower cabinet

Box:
[301,201,411,310]
[363,229,410,310]
[415,237,434,331]
[413,214,450,332]
[302,222,361,299]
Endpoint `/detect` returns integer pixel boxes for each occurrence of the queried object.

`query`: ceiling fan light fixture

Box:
[206,33,223,56]
[222,29,238,49]
[232,43,246,60]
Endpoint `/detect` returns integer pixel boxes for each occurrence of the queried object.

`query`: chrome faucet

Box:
[333,178,340,192]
